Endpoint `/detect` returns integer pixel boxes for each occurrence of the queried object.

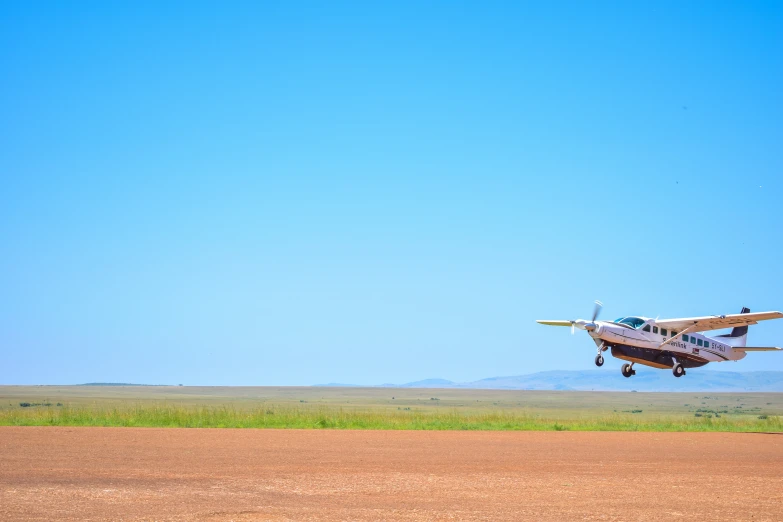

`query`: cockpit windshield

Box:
[614,317,646,329]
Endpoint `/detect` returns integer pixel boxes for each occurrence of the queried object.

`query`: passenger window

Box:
[653,326,659,334]
[672,331,678,336]
[661,329,668,336]
[683,334,689,342]
[697,339,703,347]
[691,337,696,344]
[643,325,651,332]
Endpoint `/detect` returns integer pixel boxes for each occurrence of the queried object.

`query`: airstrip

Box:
[1,428,782,520]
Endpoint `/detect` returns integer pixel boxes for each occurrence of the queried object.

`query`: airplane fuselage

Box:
[589,319,742,369]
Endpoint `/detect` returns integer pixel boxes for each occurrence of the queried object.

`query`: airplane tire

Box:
[673,363,685,378]
[621,363,633,378]
[595,355,604,367]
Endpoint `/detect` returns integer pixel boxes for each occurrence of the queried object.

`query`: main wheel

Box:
[672,363,685,378]
[621,363,634,378]
[595,354,604,367]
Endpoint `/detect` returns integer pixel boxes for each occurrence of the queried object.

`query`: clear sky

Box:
[1,1,782,385]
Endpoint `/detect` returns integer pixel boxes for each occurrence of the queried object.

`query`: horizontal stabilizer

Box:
[733,347,782,352]
[536,320,572,327]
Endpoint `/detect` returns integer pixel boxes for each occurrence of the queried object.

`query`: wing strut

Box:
[658,323,698,349]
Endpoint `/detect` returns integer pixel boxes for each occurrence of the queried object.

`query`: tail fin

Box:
[716,307,750,347]
[727,307,750,337]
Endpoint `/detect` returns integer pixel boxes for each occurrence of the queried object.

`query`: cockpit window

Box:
[615,316,646,329]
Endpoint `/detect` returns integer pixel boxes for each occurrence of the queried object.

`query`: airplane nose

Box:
[585,323,601,334]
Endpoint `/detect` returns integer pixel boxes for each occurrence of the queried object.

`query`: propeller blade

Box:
[571,323,575,335]
[592,300,603,322]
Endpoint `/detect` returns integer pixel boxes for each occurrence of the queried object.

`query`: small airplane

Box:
[537,303,783,377]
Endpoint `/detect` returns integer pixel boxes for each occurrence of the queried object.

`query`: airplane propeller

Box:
[536,300,603,334]
[581,300,603,333]
[569,300,603,334]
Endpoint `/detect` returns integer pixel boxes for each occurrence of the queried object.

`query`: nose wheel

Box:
[621,363,636,378]
[595,343,606,367]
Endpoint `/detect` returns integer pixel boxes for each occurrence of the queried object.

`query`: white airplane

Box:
[537,303,783,377]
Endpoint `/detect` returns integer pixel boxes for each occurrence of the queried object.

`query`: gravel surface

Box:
[1,427,781,521]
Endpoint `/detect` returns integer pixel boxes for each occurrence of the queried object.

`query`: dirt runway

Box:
[1,428,781,521]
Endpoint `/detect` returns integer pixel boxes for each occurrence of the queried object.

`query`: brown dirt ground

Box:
[0,428,781,521]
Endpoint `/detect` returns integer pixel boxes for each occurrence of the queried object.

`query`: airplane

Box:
[537,303,783,377]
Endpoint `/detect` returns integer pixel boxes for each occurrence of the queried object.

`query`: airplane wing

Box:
[733,346,782,352]
[655,311,783,333]
[536,320,572,327]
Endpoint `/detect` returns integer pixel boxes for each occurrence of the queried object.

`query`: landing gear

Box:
[672,363,685,378]
[621,363,636,378]
[595,343,606,367]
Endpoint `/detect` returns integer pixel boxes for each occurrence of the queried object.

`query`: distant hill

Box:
[80,383,167,386]
[315,371,783,392]
[314,383,365,387]
[455,370,783,392]
[397,378,456,388]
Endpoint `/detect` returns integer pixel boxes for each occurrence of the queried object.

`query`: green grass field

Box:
[1,385,781,431]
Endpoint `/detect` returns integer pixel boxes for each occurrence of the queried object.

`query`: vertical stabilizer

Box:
[716,307,750,347]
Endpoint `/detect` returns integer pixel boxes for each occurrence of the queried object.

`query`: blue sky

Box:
[1,1,782,385]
